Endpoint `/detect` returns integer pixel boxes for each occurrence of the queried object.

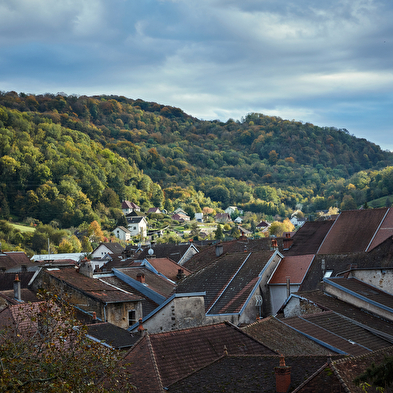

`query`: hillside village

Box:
[2,206,393,391]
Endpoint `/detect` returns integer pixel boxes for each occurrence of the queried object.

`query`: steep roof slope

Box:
[122,321,276,392]
[317,208,389,254]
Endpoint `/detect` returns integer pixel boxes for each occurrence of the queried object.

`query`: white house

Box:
[90,242,125,259]
[195,212,203,222]
[127,216,148,238]
[114,226,131,242]
[121,200,141,215]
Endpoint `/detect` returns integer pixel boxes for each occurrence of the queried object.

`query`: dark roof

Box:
[318,208,389,254]
[281,310,392,356]
[0,288,40,305]
[243,316,334,356]
[288,290,393,339]
[177,250,274,313]
[45,267,141,303]
[294,346,393,393]
[0,271,35,290]
[167,355,341,393]
[126,216,145,224]
[145,258,192,281]
[326,277,393,312]
[283,221,334,256]
[183,238,277,273]
[86,322,140,349]
[122,321,277,392]
[122,200,139,210]
[135,243,197,264]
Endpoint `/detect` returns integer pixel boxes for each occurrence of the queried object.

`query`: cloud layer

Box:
[1,0,392,149]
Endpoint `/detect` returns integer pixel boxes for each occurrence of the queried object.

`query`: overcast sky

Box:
[1,0,392,150]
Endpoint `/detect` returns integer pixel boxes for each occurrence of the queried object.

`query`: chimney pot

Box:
[275,355,291,393]
[137,318,145,336]
[14,274,21,301]
[137,273,145,284]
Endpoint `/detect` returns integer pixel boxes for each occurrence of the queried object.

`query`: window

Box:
[324,270,333,278]
[128,310,137,326]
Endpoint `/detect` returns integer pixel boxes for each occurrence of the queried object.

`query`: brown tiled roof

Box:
[145,258,191,281]
[177,251,274,313]
[0,252,33,271]
[97,242,125,254]
[46,268,141,303]
[367,208,393,251]
[318,208,389,254]
[291,290,393,339]
[115,267,175,298]
[98,275,159,317]
[243,316,334,356]
[0,288,40,304]
[167,355,342,393]
[283,221,334,256]
[281,310,391,356]
[122,321,276,392]
[269,255,314,284]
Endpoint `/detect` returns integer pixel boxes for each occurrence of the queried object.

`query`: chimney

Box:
[176,269,186,281]
[283,233,293,250]
[271,239,278,250]
[215,244,224,257]
[92,311,97,324]
[137,318,145,336]
[136,273,145,284]
[14,274,21,301]
[275,355,291,393]
[79,260,93,278]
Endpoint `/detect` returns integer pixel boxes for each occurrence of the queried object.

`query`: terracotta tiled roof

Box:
[167,355,342,393]
[122,321,276,392]
[318,208,389,254]
[0,252,33,271]
[281,310,391,356]
[46,267,141,303]
[367,207,393,251]
[243,316,334,356]
[177,250,274,314]
[269,254,314,284]
[145,257,191,281]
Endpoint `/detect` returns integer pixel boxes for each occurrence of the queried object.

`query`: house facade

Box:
[126,216,148,238]
[113,226,131,242]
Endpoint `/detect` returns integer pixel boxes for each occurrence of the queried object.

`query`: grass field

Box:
[10,223,36,233]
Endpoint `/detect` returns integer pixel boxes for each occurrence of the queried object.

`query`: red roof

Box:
[146,258,191,281]
[269,255,314,284]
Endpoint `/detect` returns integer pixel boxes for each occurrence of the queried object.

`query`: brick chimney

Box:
[92,311,97,324]
[275,355,291,393]
[271,238,278,250]
[14,274,21,301]
[136,273,145,284]
[137,318,145,336]
[283,233,293,250]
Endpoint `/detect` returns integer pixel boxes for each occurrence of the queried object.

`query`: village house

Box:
[90,242,125,259]
[126,215,148,237]
[121,200,140,215]
[113,226,131,242]
[30,264,143,329]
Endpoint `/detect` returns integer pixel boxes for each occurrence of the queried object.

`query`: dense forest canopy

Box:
[1,90,393,232]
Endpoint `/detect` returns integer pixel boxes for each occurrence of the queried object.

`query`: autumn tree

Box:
[0,291,134,392]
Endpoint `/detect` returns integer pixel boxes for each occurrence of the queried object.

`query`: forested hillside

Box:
[1,91,393,229]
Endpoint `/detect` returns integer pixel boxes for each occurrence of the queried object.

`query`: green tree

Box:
[215,224,223,240]
[58,238,73,253]
[354,355,393,391]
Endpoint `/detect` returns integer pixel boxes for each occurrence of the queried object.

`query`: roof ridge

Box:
[146,333,164,391]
